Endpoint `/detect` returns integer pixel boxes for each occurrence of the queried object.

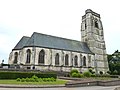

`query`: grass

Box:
[0,79,68,85]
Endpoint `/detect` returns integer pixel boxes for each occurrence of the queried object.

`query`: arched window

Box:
[14,52,18,64]
[26,49,31,63]
[83,56,86,66]
[55,53,59,65]
[74,55,78,66]
[38,49,45,64]
[65,54,69,66]
[95,21,99,28]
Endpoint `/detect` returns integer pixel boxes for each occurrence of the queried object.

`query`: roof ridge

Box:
[22,36,30,38]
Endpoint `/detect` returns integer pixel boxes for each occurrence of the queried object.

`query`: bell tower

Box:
[81,9,109,73]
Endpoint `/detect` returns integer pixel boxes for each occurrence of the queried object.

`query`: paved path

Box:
[0,86,120,90]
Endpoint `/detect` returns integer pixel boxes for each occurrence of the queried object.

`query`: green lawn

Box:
[0,79,68,85]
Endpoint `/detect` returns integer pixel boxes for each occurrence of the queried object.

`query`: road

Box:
[0,86,120,90]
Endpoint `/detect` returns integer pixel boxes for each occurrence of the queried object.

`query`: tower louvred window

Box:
[95,21,99,28]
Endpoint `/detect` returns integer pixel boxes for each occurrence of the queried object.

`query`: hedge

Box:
[0,71,57,79]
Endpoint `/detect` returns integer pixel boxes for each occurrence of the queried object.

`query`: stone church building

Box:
[8,9,109,73]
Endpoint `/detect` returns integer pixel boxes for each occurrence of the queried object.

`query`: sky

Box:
[0,0,120,64]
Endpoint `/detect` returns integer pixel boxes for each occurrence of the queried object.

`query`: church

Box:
[8,9,109,74]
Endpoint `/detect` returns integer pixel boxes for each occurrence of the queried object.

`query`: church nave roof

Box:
[13,32,93,54]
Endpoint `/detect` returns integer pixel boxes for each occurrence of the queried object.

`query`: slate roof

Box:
[13,36,30,50]
[13,32,93,54]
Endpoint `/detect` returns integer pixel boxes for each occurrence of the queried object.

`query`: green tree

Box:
[107,50,120,75]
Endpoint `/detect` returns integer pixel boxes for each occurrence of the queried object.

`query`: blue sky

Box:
[0,0,120,64]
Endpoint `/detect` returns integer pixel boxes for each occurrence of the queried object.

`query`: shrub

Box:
[26,77,30,82]
[32,75,39,82]
[45,78,49,82]
[16,78,21,82]
[83,71,91,77]
[16,76,57,82]
[0,71,57,79]
[32,75,38,79]
[21,78,26,82]
[77,73,81,78]
[35,79,39,82]
[29,78,36,82]
[39,78,43,82]
[78,73,83,78]
[42,78,47,82]
[70,69,79,76]
[71,72,79,78]
[46,78,50,82]
[51,77,56,82]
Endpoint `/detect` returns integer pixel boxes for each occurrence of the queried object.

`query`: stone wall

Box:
[8,46,95,72]
[65,79,120,87]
